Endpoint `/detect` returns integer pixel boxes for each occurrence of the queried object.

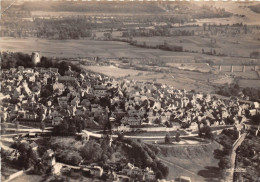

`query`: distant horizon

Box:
[1,0,259,2]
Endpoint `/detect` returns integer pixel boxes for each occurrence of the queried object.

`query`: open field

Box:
[2,35,258,92]
[31,11,168,16]
[238,79,260,88]
[1,37,259,65]
[129,35,260,58]
[0,37,202,59]
[83,65,231,93]
[82,65,149,78]
[213,1,260,25]
[84,65,260,91]
[84,65,217,92]
[167,63,212,73]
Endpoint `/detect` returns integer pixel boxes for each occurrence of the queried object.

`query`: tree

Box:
[102,154,108,164]
[203,23,207,31]
[143,41,146,47]
[117,133,124,141]
[15,121,19,134]
[164,133,171,144]
[218,156,231,169]
[101,136,109,154]
[40,89,53,98]
[175,131,181,142]
[218,156,231,180]
[79,140,103,162]
[226,117,235,125]
[17,142,38,169]
[54,121,69,136]
[40,121,45,134]
[250,51,260,59]
[1,122,8,134]
[68,151,82,166]
[157,161,169,178]
[151,161,158,171]
[200,125,214,140]
[77,121,83,133]
[161,165,169,178]
[9,98,20,105]
[219,169,228,180]
[104,32,112,40]
[252,114,260,124]
[69,122,77,135]
[27,148,39,168]
[156,171,163,180]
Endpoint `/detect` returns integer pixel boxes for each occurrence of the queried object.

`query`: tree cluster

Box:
[1,52,82,76]
[199,125,214,140]
[37,56,82,75]
[35,17,93,39]
[123,138,169,179]
[217,84,260,102]
[251,114,260,124]
[164,132,181,143]
[1,52,34,69]
[122,27,195,38]
[214,128,243,179]
[53,118,87,136]
[56,149,82,166]
[13,142,39,169]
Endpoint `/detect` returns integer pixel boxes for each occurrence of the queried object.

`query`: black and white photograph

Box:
[1,0,260,182]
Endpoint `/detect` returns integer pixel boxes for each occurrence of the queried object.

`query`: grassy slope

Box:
[1,161,21,182]
[14,1,165,14]
[10,174,44,182]
[248,4,260,14]
[157,141,222,182]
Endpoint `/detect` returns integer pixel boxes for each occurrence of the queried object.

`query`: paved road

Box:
[226,133,247,182]
[5,128,51,133]
[56,162,80,170]
[82,129,225,140]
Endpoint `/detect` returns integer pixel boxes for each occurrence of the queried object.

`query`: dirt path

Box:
[158,156,198,176]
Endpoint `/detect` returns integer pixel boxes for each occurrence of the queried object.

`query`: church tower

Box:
[32,51,41,65]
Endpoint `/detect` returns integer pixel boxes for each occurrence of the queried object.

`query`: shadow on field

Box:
[198,166,220,181]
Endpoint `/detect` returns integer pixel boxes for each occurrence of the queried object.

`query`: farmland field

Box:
[129,35,260,58]
[2,37,258,92]
[1,37,259,65]
[83,65,218,92]
[0,37,198,59]
[82,65,149,78]
[238,79,260,88]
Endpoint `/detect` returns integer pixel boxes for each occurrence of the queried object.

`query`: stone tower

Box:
[32,52,41,65]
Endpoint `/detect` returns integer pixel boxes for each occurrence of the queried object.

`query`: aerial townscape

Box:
[1,1,260,182]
